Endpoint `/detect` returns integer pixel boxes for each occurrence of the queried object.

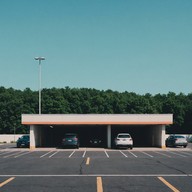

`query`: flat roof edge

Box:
[22,122,172,125]
[22,114,173,125]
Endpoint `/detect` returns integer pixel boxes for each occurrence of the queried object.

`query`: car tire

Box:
[130,146,133,150]
[184,145,187,148]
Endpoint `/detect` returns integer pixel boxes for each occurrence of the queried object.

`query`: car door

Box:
[169,136,175,146]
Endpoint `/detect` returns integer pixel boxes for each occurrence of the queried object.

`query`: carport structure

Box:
[22,114,173,149]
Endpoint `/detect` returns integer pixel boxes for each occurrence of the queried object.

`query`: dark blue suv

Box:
[16,135,30,148]
[61,133,79,149]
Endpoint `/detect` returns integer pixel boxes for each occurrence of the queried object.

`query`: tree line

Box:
[0,86,192,134]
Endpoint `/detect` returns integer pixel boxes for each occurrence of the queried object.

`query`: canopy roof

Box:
[22,114,173,125]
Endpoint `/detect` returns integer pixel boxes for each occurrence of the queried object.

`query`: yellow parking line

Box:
[86,157,90,165]
[158,177,180,192]
[0,177,15,188]
[97,177,103,192]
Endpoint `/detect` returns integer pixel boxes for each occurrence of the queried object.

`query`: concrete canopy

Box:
[21,114,173,149]
[22,114,173,125]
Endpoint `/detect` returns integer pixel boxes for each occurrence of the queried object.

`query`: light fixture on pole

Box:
[35,57,45,114]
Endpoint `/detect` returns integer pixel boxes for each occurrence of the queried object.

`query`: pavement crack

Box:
[156,160,188,175]
[79,158,85,175]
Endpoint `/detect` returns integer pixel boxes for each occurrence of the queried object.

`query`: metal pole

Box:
[39,59,41,114]
[35,57,45,114]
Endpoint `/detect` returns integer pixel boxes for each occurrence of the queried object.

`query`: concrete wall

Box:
[0,134,24,143]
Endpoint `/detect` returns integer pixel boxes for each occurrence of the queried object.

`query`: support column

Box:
[161,125,166,149]
[107,125,111,148]
[30,125,36,150]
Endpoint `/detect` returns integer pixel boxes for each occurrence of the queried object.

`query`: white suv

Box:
[114,133,133,149]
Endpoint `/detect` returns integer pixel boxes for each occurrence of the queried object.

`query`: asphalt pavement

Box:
[0,144,192,192]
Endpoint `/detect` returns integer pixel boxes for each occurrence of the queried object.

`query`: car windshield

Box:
[21,136,29,139]
[118,135,130,138]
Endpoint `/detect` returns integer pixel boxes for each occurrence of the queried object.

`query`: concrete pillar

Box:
[107,125,111,148]
[30,125,36,150]
[154,125,166,148]
[161,125,166,149]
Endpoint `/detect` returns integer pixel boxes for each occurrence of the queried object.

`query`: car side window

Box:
[167,136,172,140]
[170,136,174,139]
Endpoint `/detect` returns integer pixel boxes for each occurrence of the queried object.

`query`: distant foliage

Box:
[0,86,191,134]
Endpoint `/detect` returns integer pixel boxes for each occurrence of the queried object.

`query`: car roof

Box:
[22,135,29,137]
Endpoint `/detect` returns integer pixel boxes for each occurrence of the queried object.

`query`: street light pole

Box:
[35,57,45,114]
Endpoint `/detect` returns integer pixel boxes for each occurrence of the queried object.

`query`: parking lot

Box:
[0,148,192,159]
[0,145,192,192]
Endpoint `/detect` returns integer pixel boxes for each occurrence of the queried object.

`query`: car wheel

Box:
[130,146,133,150]
[184,145,187,148]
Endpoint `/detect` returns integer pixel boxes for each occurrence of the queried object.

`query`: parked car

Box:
[187,136,192,143]
[89,138,102,147]
[166,135,188,148]
[114,133,133,149]
[16,135,30,148]
[61,133,80,149]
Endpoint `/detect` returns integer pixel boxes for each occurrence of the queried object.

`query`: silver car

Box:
[166,135,188,148]
[114,133,133,149]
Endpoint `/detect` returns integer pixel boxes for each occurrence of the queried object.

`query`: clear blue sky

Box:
[0,0,192,95]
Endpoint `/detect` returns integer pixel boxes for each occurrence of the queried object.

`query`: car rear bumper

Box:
[61,141,79,148]
[115,143,133,149]
[17,142,29,148]
[115,141,133,145]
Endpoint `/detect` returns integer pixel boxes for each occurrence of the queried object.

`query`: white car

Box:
[166,135,188,148]
[114,133,133,149]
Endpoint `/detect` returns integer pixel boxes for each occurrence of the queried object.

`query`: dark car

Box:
[166,135,188,148]
[61,133,80,149]
[89,138,102,147]
[16,135,30,148]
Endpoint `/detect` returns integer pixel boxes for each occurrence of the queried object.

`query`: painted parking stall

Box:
[1,175,191,192]
[0,148,192,192]
[0,149,192,159]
